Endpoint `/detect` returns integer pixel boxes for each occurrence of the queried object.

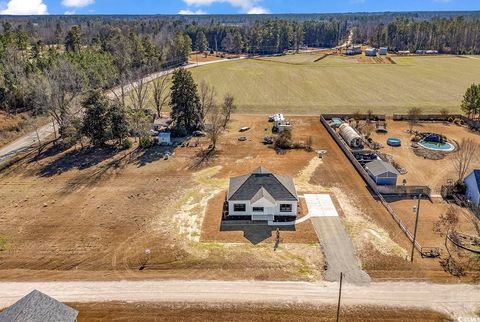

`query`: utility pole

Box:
[411,193,422,262]
[336,272,343,322]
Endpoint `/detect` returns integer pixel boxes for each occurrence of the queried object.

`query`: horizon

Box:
[1,0,480,16]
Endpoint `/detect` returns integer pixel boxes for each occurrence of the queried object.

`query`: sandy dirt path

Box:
[0,280,478,320]
[0,58,240,163]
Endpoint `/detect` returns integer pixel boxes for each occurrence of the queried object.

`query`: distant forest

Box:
[1,12,480,120]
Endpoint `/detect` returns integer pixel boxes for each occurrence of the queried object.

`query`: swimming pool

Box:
[418,140,455,152]
[387,138,401,147]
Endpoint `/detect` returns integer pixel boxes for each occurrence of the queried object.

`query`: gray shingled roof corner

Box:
[228,167,298,201]
[0,290,78,322]
[365,159,400,177]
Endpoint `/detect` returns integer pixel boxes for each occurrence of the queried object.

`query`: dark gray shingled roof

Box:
[0,290,78,322]
[228,167,298,201]
[365,159,400,177]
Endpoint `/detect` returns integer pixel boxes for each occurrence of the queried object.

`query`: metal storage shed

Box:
[365,159,400,186]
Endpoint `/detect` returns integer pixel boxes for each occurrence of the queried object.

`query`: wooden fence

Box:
[392,114,480,131]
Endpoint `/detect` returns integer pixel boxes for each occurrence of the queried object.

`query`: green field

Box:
[187,54,480,114]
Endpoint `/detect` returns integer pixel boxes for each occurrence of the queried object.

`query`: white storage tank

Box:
[339,123,363,149]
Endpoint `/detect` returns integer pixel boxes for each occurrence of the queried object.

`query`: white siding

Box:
[228,200,297,217]
[464,172,480,206]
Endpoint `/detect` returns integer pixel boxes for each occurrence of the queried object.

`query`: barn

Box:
[365,159,400,186]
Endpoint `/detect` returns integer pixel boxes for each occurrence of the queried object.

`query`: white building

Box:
[227,167,298,221]
[157,132,171,145]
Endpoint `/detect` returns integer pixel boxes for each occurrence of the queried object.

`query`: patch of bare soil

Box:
[370,119,480,194]
[0,112,49,147]
[71,302,452,322]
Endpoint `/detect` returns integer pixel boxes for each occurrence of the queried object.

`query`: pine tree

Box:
[461,83,480,119]
[64,25,82,53]
[170,68,202,133]
[195,31,208,53]
[82,90,111,146]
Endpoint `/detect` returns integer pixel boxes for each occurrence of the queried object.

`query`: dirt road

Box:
[0,280,478,320]
[0,58,239,163]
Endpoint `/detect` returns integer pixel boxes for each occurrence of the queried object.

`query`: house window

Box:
[252,207,264,212]
[280,204,292,212]
[233,204,246,212]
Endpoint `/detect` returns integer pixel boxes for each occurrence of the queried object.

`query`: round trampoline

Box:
[387,138,401,147]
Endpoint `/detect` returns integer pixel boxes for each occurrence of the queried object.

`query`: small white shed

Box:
[158,132,171,146]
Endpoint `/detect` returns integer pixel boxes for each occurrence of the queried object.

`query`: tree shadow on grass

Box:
[189,148,218,170]
[132,145,173,167]
[37,146,118,177]
[61,151,132,194]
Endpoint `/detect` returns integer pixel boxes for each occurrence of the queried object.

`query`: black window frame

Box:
[252,207,264,212]
[233,203,246,212]
[280,204,293,212]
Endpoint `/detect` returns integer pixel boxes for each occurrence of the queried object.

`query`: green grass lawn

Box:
[187,54,480,114]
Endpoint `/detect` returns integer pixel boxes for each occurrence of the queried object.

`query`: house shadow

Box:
[220,221,296,245]
[37,146,118,177]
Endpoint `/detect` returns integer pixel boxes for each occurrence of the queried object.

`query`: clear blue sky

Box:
[2,0,480,16]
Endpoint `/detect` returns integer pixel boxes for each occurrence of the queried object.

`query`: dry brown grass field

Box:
[71,302,452,322]
[1,115,477,282]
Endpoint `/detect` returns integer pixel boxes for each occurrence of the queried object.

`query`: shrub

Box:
[274,131,293,149]
[139,136,154,149]
[121,138,132,150]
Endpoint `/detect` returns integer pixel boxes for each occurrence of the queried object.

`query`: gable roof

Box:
[365,159,400,177]
[466,169,480,193]
[0,290,78,322]
[251,187,276,205]
[228,167,297,202]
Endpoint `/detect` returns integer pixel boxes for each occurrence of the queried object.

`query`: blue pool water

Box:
[418,140,455,151]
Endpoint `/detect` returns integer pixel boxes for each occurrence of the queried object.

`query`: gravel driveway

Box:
[305,194,370,285]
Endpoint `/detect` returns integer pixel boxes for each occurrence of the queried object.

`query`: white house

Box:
[464,170,480,206]
[227,167,298,221]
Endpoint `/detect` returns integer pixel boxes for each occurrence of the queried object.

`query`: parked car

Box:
[238,136,247,142]
[239,127,250,132]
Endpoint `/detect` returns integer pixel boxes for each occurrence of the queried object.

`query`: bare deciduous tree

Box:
[198,80,216,124]
[45,58,85,139]
[221,93,236,129]
[151,74,170,117]
[407,107,422,133]
[205,104,224,151]
[451,138,479,183]
[130,72,149,112]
